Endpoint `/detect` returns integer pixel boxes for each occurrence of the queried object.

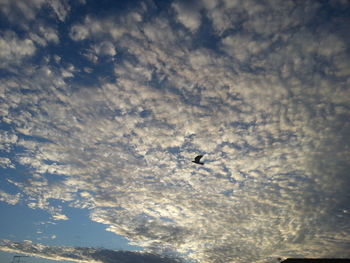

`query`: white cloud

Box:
[83,67,93,73]
[94,41,116,57]
[39,25,59,43]
[53,54,61,64]
[172,1,202,32]
[0,0,72,24]
[0,157,14,168]
[0,0,46,23]
[220,34,271,62]
[0,191,20,205]
[47,0,70,22]
[0,31,36,68]
[29,25,59,46]
[80,41,116,63]
[51,213,68,221]
[0,130,18,152]
[70,23,90,41]
[69,7,147,42]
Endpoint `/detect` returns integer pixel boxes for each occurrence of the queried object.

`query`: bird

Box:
[192,155,204,165]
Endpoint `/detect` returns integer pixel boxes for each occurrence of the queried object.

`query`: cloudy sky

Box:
[1,0,350,263]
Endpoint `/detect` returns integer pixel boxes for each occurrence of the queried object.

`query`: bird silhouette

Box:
[192,155,204,165]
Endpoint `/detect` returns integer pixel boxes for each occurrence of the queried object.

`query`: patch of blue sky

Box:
[0,202,51,242]
[0,174,19,196]
[0,137,142,254]
[0,148,29,196]
[38,201,142,251]
[0,200,142,251]
[0,139,58,187]
[0,250,75,263]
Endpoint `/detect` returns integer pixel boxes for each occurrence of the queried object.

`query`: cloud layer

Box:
[0,240,181,263]
[1,0,350,263]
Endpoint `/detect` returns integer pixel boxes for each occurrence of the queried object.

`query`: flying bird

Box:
[192,155,204,165]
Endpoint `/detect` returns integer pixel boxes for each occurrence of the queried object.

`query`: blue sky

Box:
[0,0,350,263]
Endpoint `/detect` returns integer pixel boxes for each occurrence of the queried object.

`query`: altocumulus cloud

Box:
[0,0,350,263]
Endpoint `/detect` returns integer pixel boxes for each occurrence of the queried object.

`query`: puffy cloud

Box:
[0,31,36,68]
[69,9,145,42]
[220,34,271,62]
[0,191,21,205]
[0,0,71,25]
[94,41,116,57]
[0,157,14,168]
[29,25,59,46]
[80,41,116,63]
[172,1,202,32]
[0,0,47,23]
[47,0,71,22]
[70,23,90,41]
[0,130,18,152]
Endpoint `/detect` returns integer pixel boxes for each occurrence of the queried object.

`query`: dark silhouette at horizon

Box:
[281,259,350,263]
[192,155,204,165]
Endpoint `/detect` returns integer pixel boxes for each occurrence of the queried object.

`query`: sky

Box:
[0,0,350,263]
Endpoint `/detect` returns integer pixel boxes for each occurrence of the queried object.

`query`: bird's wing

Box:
[195,155,203,162]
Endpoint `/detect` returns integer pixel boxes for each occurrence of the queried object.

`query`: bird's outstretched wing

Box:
[194,155,203,162]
